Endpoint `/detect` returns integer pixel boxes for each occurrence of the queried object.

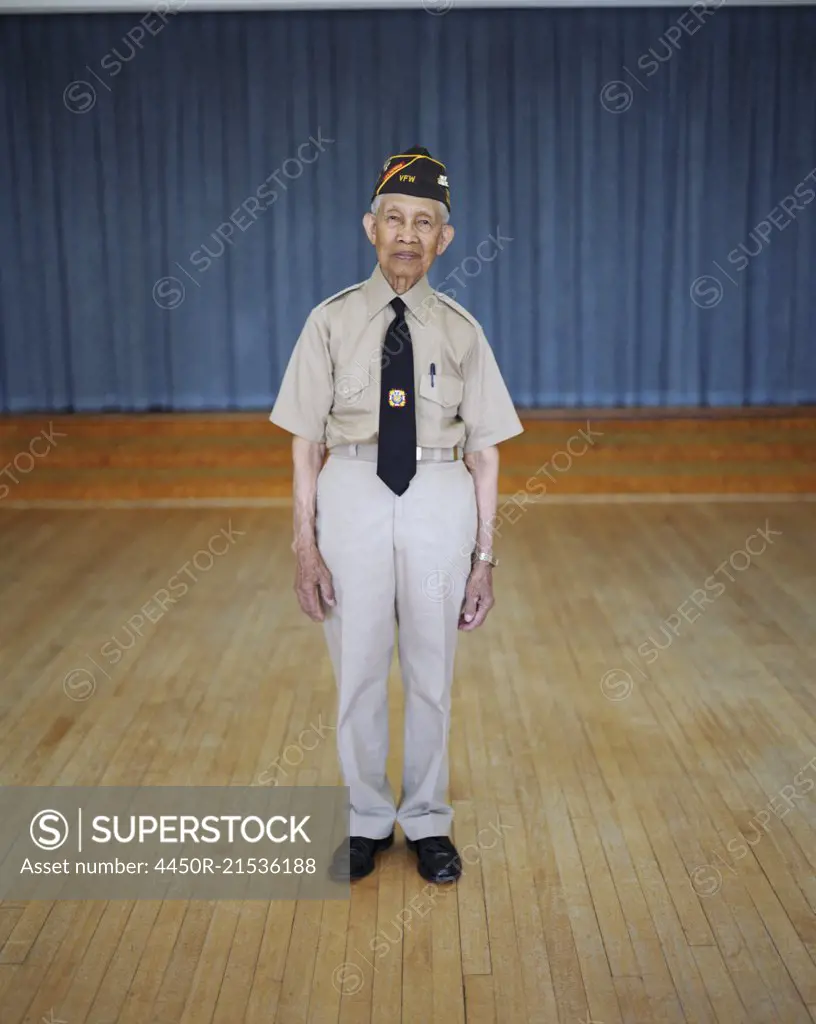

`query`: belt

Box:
[330,444,462,462]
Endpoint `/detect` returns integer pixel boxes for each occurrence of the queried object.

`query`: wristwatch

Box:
[472,550,498,568]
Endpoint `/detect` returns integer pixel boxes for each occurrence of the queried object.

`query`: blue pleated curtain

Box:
[0,5,814,411]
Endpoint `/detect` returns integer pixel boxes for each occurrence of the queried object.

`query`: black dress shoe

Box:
[406,836,462,883]
[330,831,394,881]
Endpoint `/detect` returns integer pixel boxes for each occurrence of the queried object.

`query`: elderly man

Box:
[269,146,523,883]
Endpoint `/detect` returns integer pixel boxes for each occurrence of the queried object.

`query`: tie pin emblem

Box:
[388,389,407,408]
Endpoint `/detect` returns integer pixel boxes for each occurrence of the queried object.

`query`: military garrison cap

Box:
[371,146,450,212]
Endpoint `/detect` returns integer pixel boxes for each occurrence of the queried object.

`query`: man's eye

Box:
[418,220,430,227]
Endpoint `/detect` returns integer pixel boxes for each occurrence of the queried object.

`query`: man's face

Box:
[363,194,454,286]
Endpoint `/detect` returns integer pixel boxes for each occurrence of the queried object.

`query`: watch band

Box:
[472,550,498,568]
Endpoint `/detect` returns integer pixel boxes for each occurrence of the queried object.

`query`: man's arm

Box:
[465,445,499,557]
[459,445,499,631]
[291,436,335,622]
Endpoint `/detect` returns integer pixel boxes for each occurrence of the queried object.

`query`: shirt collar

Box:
[364,263,434,326]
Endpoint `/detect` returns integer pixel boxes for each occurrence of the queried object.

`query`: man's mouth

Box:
[393,251,419,260]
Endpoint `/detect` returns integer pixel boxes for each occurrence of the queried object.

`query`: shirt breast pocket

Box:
[333,369,371,411]
[418,372,463,415]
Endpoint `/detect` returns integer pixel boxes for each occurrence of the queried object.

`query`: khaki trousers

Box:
[315,450,477,841]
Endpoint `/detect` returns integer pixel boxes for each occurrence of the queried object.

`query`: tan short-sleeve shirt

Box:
[269,264,523,454]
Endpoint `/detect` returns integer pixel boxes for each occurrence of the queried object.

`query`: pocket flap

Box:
[334,371,368,407]
[419,373,463,407]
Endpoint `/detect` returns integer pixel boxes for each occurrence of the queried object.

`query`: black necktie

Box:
[376,297,416,496]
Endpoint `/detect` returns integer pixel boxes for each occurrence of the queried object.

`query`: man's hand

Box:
[458,561,494,631]
[294,544,336,623]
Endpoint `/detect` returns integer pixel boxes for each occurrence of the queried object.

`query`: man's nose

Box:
[397,223,419,243]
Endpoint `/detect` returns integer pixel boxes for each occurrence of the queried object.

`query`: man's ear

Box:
[362,211,377,245]
[436,223,455,255]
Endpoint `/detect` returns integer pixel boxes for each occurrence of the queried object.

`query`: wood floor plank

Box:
[177,901,242,1024]
[0,902,84,1022]
[451,800,491,977]
[243,907,288,1024]
[307,899,348,1024]
[370,839,405,1023]
[578,759,686,1021]
[8,900,107,1024]
[663,783,782,1022]
[464,974,496,1023]
[52,900,137,1023]
[0,901,53,963]
[477,800,536,1024]
[691,944,751,1024]
[400,850,436,1024]
[86,900,164,1023]
[547,793,624,1024]
[208,901,270,1024]
[431,878,466,1024]
[527,806,590,1024]
[573,813,640,979]
[640,971,688,1024]
[338,871,378,1024]
[607,793,718,1023]
[146,901,216,1024]
[0,913,22,950]
[613,974,654,1024]
[277,901,325,1024]
[498,803,559,1024]
[0,964,18,1003]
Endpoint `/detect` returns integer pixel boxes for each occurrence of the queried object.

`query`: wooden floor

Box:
[1,501,815,1023]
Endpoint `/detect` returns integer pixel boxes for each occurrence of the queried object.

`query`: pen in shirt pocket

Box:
[430,362,436,387]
